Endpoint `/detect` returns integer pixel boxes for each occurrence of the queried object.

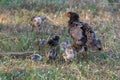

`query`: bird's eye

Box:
[66,13,71,17]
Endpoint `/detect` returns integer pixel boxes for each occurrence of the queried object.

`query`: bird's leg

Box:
[31,26,39,40]
[46,58,50,63]
[72,43,82,62]
[82,46,88,59]
[82,52,88,59]
[35,26,40,36]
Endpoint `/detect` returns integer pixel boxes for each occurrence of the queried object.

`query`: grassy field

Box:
[0,0,120,80]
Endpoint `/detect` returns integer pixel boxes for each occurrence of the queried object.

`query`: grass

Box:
[0,0,120,80]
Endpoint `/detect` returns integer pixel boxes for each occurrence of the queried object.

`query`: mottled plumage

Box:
[39,38,47,46]
[47,36,60,61]
[47,48,57,60]
[66,12,102,58]
[31,16,46,27]
[47,36,60,47]
[31,16,46,34]
[60,40,77,62]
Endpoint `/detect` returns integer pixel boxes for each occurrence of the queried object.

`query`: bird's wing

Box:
[82,22,102,50]
[83,23,96,42]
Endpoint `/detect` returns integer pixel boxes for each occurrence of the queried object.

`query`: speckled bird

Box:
[31,16,46,34]
[47,35,60,61]
[39,38,47,46]
[47,48,57,60]
[60,40,77,62]
[66,12,102,58]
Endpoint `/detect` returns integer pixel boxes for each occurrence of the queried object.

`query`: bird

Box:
[31,16,46,34]
[47,48,57,60]
[46,35,60,61]
[31,16,46,27]
[31,54,43,62]
[66,12,102,59]
[39,38,47,46]
[60,40,77,62]
[47,35,60,47]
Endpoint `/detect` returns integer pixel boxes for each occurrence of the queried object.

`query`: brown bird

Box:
[66,12,102,59]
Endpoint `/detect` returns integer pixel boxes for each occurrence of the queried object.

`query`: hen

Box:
[66,12,102,59]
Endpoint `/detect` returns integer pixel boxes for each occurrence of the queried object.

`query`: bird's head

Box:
[31,16,42,27]
[66,12,80,22]
[39,39,47,46]
[54,35,60,41]
[31,16,46,27]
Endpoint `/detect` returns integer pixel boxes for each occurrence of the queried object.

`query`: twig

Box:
[0,51,36,56]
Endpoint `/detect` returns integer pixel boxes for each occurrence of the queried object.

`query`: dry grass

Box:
[0,0,120,80]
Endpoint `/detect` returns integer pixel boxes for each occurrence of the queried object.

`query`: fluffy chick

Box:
[47,35,60,47]
[47,48,57,60]
[60,40,77,62]
[31,16,46,27]
[39,38,47,46]
[31,54,43,62]
[31,16,46,34]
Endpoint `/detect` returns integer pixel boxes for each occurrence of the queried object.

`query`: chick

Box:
[60,40,77,62]
[31,16,46,27]
[47,48,57,60]
[31,54,43,62]
[47,35,60,47]
[31,16,46,34]
[39,38,47,46]
[46,35,60,61]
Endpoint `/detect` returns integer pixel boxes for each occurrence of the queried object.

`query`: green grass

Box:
[0,0,120,80]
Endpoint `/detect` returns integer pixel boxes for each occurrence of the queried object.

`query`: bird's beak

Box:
[66,13,71,17]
